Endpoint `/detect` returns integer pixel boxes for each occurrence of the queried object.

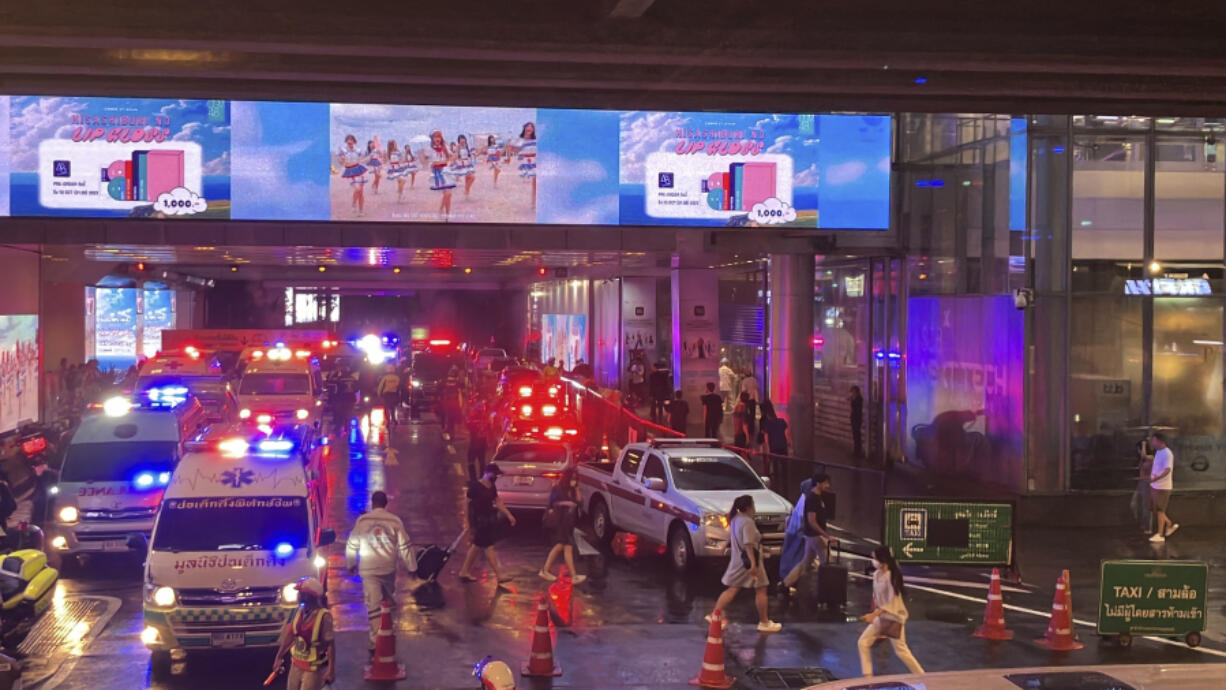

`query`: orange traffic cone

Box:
[973,568,1014,640]
[521,593,562,677]
[1035,569,1084,651]
[689,610,735,689]
[364,600,407,680]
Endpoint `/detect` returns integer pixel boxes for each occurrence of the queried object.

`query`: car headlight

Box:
[313,554,327,570]
[239,408,252,419]
[702,512,729,531]
[147,585,177,607]
[281,582,299,604]
[296,408,309,420]
[58,506,79,524]
[411,379,422,389]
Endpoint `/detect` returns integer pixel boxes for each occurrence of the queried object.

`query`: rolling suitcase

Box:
[415,528,467,582]
[816,541,847,610]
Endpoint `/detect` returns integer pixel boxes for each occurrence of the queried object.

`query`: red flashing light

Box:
[251,350,265,360]
[428,339,452,347]
[542,404,558,417]
[517,386,533,398]
[256,414,273,424]
[537,267,547,276]
[812,335,825,348]
[22,437,47,455]
[294,349,312,359]
[521,404,534,417]
[136,262,146,271]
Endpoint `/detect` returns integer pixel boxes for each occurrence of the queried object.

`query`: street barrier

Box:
[1098,559,1207,648]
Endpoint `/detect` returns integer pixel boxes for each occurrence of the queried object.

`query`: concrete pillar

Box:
[671,248,720,424]
[768,253,815,460]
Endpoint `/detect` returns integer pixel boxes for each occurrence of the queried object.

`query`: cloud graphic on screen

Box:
[230,101,331,221]
[537,152,618,225]
[9,97,87,171]
[202,151,230,176]
[794,163,820,187]
[619,111,685,184]
[154,187,207,216]
[877,155,891,173]
[751,198,797,225]
[825,160,868,185]
[766,134,796,155]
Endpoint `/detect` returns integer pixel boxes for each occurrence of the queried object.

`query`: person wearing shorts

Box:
[1148,432,1179,543]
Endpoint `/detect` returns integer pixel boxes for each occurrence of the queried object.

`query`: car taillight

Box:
[22,437,47,455]
[544,427,564,440]
[565,428,578,436]
[541,471,563,479]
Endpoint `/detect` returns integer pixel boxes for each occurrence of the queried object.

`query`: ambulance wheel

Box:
[1118,633,1133,648]
[151,651,172,681]
[1186,631,1201,648]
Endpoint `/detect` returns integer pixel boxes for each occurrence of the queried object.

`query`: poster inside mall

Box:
[329,103,538,223]
[142,288,177,358]
[95,287,138,370]
[541,314,588,373]
[0,315,38,434]
[7,95,231,219]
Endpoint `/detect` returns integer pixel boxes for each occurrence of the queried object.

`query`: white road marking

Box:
[902,575,1029,594]
[850,572,1226,659]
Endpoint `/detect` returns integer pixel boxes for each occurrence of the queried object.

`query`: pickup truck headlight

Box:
[411,379,422,389]
[702,513,729,531]
[281,582,299,604]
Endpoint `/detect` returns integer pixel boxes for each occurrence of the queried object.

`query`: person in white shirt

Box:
[346,491,419,654]
[857,546,924,677]
[1148,432,1179,543]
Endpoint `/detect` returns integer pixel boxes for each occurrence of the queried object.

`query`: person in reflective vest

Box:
[273,577,335,690]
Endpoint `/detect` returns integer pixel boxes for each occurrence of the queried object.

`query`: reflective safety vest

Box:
[289,608,327,670]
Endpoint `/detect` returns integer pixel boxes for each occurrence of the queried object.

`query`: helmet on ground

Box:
[473,656,515,689]
[295,577,324,598]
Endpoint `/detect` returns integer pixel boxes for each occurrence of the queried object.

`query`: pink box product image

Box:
[145,149,185,199]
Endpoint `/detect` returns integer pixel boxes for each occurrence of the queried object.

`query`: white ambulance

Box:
[48,390,208,561]
[235,345,324,426]
[140,425,334,674]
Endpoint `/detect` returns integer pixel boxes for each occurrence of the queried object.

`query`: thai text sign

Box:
[1098,560,1207,636]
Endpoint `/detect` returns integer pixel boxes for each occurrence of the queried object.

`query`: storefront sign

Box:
[1098,560,1207,637]
[1124,278,1212,295]
[883,497,1014,566]
[1,95,892,229]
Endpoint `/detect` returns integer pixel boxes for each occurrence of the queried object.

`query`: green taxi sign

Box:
[1098,560,1207,639]
[883,498,1013,566]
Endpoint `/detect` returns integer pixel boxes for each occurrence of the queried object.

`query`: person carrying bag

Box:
[856,546,924,677]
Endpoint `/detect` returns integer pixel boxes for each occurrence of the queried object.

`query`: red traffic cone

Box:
[364,600,407,680]
[549,568,574,626]
[1035,569,1084,651]
[973,568,1014,640]
[689,610,735,689]
[521,593,562,677]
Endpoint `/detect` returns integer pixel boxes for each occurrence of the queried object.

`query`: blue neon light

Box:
[274,542,294,557]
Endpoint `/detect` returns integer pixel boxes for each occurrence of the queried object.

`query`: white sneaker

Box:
[757,620,783,633]
[538,570,557,581]
[1149,533,1166,543]
[1165,523,1180,537]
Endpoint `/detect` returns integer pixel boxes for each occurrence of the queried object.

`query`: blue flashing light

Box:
[914,76,928,84]
[274,542,294,557]
[275,341,286,348]
[158,471,171,485]
[874,350,886,360]
[915,180,929,187]
[930,179,945,187]
[256,438,296,457]
[886,351,902,360]
[134,470,173,489]
[135,472,155,489]
[1053,145,1065,154]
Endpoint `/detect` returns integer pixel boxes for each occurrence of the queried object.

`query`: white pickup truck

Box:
[578,438,792,571]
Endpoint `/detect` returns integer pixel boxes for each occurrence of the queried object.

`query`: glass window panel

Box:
[1152,298,1226,490]
[1070,296,1144,490]
[1155,137,1225,260]
[1072,136,1146,259]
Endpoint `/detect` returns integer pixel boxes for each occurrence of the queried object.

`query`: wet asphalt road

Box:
[42,410,1226,689]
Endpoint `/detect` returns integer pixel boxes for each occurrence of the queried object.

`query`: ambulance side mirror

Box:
[317,528,336,547]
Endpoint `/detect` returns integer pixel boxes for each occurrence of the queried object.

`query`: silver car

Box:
[491,440,574,511]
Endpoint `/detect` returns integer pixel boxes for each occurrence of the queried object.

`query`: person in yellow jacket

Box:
[272,577,335,689]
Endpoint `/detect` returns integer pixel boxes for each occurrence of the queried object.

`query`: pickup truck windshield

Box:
[152,496,310,552]
[62,441,178,482]
[667,455,763,491]
[239,373,311,395]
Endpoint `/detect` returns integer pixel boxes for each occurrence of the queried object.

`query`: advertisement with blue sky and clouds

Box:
[231,100,330,221]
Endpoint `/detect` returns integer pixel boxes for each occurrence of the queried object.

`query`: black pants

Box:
[650,396,667,422]
[704,417,721,439]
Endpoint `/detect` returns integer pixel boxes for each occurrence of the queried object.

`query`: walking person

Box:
[1131,439,1153,535]
[701,382,724,439]
[345,491,418,658]
[781,472,834,594]
[271,577,335,690]
[732,392,751,447]
[718,360,736,412]
[458,464,518,585]
[857,546,924,677]
[1148,432,1179,542]
[706,495,782,632]
[667,389,690,435]
[376,363,401,429]
[739,368,759,406]
[849,386,865,457]
[538,469,587,583]
[760,401,791,456]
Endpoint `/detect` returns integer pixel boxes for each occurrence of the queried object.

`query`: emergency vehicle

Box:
[48,389,208,561]
[136,347,235,423]
[140,425,334,675]
[235,345,324,425]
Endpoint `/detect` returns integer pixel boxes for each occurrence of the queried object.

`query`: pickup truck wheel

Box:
[590,497,614,545]
[668,524,694,573]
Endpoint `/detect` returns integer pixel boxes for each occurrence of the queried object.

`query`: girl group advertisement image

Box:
[329,104,537,223]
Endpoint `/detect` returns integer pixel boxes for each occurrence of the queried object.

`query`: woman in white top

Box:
[857,546,924,677]
[706,495,782,632]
